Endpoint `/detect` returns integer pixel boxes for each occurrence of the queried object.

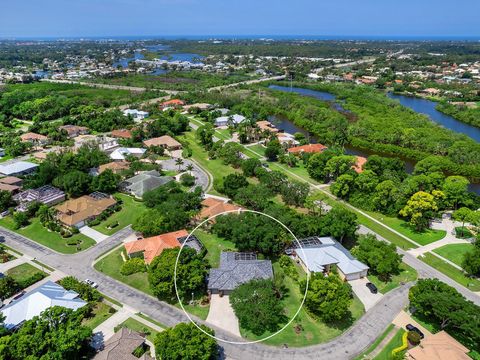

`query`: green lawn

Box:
[364,212,446,246]
[247,144,267,157]
[368,263,418,294]
[240,262,365,347]
[82,302,116,329]
[0,217,96,254]
[7,263,47,286]
[373,328,406,360]
[115,317,160,343]
[194,229,237,267]
[421,252,480,291]
[136,313,168,330]
[353,324,395,360]
[92,193,147,235]
[433,243,474,267]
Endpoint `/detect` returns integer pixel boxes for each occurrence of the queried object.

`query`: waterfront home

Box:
[214,114,246,127]
[287,143,327,154]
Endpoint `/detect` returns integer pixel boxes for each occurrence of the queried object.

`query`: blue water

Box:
[159,52,203,63]
[387,93,480,142]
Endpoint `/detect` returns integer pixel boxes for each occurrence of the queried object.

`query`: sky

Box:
[1,0,479,39]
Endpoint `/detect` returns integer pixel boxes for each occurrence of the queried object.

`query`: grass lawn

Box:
[7,263,47,286]
[368,263,418,294]
[136,312,168,330]
[240,262,365,347]
[421,252,480,291]
[373,328,406,360]
[115,317,159,343]
[82,302,116,329]
[353,324,395,360]
[0,217,95,254]
[433,243,474,267]
[92,193,147,235]
[194,229,237,267]
[247,144,267,157]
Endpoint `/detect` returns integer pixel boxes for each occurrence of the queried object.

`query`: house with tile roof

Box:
[256,120,279,133]
[98,161,130,175]
[121,170,173,198]
[406,330,470,360]
[0,176,22,194]
[110,129,133,139]
[20,132,48,145]
[352,156,367,174]
[287,236,368,281]
[59,125,89,138]
[93,328,153,360]
[1,281,87,330]
[208,252,273,295]
[287,143,328,154]
[196,197,242,223]
[143,135,182,150]
[160,99,185,108]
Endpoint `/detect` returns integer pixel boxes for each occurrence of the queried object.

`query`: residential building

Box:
[20,132,48,145]
[55,192,117,228]
[287,236,369,281]
[110,129,133,140]
[207,252,274,295]
[98,161,130,175]
[214,114,246,127]
[124,229,203,264]
[0,176,23,187]
[276,132,299,146]
[123,109,149,122]
[287,143,328,154]
[353,156,367,174]
[13,185,65,212]
[406,331,470,360]
[143,135,182,150]
[182,103,212,112]
[74,135,118,152]
[93,328,153,360]
[59,125,89,138]
[0,161,39,176]
[0,183,20,194]
[196,197,242,222]
[121,170,173,198]
[1,281,87,330]
[160,99,185,108]
[110,148,146,161]
[256,120,279,134]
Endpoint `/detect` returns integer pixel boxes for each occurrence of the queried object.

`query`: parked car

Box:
[84,279,98,288]
[366,282,378,294]
[406,324,425,339]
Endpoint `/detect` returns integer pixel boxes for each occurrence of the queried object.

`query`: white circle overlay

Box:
[174,208,310,345]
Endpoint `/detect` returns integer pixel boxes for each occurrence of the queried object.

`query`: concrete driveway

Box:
[79,226,109,243]
[206,295,241,337]
[349,277,383,311]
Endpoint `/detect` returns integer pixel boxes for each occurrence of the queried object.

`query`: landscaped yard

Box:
[247,144,266,157]
[373,328,406,360]
[364,212,446,246]
[240,262,365,347]
[7,263,47,288]
[433,243,474,267]
[421,252,480,291]
[0,217,96,254]
[114,317,159,343]
[194,229,237,267]
[368,263,418,294]
[82,302,116,329]
[92,193,147,235]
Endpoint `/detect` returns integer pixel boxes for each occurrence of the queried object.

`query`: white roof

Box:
[1,281,87,329]
[109,147,146,160]
[296,237,369,275]
[215,114,246,125]
[0,161,39,175]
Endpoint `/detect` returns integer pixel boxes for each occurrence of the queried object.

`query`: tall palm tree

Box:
[175,158,184,171]
[186,164,194,173]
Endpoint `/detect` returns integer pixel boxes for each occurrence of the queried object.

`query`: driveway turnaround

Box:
[349,278,383,311]
[392,310,432,337]
[206,295,241,337]
[80,226,109,243]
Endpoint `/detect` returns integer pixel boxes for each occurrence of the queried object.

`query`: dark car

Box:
[406,324,425,339]
[366,282,378,294]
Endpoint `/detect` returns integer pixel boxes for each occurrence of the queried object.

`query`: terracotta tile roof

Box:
[0,176,22,185]
[55,194,117,227]
[98,161,130,174]
[198,198,242,221]
[353,156,367,173]
[143,135,182,149]
[0,183,20,193]
[256,120,279,133]
[20,132,48,142]
[287,143,328,154]
[407,331,470,360]
[124,229,188,264]
[110,129,132,139]
[161,99,185,107]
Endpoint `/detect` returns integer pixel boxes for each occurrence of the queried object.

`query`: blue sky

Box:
[1,0,479,38]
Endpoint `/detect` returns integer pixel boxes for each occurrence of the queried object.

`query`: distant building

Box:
[110,129,133,140]
[160,99,185,109]
[183,103,212,112]
[20,132,48,145]
[59,125,89,138]
[74,135,118,152]
[13,185,65,212]
[0,148,5,157]
[288,236,368,281]
[196,197,242,222]
[0,176,22,194]
[208,252,273,295]
[352,156,367,174]
[143,135,182,151]
[288,143,327,154]
[123,109,149,122]
[121,170,173,198]
[110,147,146,161]
[98,161,130,175]
[276,132,299,146]
[0,161,39,176]
[1,281,87,330]
[214,114,246,127]
[93,328,153,360]
[256,120,279,134]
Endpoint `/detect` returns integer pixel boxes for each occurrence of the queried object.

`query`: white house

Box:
[122,109,149,122]
[0,161,39,176]
[214,114,246,127]
[110,147,146,161]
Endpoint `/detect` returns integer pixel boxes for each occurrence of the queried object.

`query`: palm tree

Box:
[186,164,194,174]
[175,158,184,171]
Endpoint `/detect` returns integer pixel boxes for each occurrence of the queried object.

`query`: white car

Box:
[84,279,98,288]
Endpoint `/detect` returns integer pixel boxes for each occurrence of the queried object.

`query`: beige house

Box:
[143,135,182,151]
[407,331,470,360]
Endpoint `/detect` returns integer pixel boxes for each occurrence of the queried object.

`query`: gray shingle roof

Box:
[123,171,174,198]
[207,252,273,292]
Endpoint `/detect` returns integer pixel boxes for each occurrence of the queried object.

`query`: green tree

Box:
[221,174,249,198]
[443,176,470,210]
[280,180,310,207]
[320,206,358,244]
[241,158,262,177]
[264,139,282,161]
[53,170,91,197]
[399,191,438,231]
[0,276,19,300]
[324,155,356,180]
[453,207,473,235]
[230,279,286,335]
[196,123,215,149]
[331,173,355,199]
[12,211,29,229]
[154,322,217,360]
[0,190,14,212]
[372,180,402,215]
[91,169,120,193]
[307,149,338,182]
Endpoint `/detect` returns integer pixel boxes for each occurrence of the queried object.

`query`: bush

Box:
[58,276,101,302]
[278,255,299,280]
[120,258,147,276]
[17,272,45,289]
[180,173,196,187]
[407,330,421,345]
[66,238,81,246]
[106,221,119,229]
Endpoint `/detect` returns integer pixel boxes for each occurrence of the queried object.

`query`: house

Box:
[0,161,38,176]
[208,252,273,295]
[352,156,367,174]
[214,114,246,127]
[143,135,182,151]
[20,132,48,145]
[121,170,173,198]
[1,281,87,330]
[183,103,212,112]
[288,236,369,281]
[196,197,242,222]
[124,229,203,264]
[55,192,117,228]
[256,120,279,134]
[160,99,185,109]
[110,148,146,161]
[406,331,470,360]
[123,109,149,122]
[13,185,65,212]
[98,161,130,175]
[74,135,118,152]
[59,125,89,138]
[0,176,23,194]
[93,328,153,360]
[288,143,328,154]
[276,132,299,146]
[110,129,133,140]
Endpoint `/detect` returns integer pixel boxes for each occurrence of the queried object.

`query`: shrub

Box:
[58,276,101,302]
[120,258,147,276]
[107,221,119,229]
[66,238,81,246]
[180,173,196,187]
[407,330,421,345]
[17,272,46,289]
[278,255,299,280]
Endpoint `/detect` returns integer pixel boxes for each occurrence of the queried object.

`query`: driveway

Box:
[79,226,109,243]
[392,310,432,337]
[349,278,383,311]
[206,295,241,337]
